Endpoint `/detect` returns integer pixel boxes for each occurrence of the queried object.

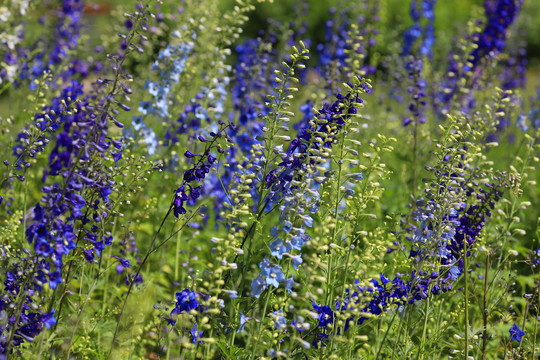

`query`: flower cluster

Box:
[403,58,427,126]
[471,0,523,67]
[252,77,369,298]
[2,6,151,354]
[172,120,231,217]
[403,0,437,59]
[134,31,195,154]
[0,0,538,358]
[3,0,86,88]
[0,260,56,356]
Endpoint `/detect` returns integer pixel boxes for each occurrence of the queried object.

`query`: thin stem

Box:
[464,239,469,360]
[375,311,397,360]
[417,296,430,360]
[66,273,101,359]
[481,254,490,360]
[109,204,174,355]
[532,284,538,360]
[174,230,182,281]
[250,287,272,359]
[392,304,407,360]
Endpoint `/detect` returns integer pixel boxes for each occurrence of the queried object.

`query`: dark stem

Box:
[109,203,174,355]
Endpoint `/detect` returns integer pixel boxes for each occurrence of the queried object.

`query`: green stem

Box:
[532,283,538,360]
[481,254,490,360]
[392,304,407,360]
[250,287,273,359]
[375,311,398,360]
[175,230,182,281]
[464,239,469,360]
[417,296,430,360]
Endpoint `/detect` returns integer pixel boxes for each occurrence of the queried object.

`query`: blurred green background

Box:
[216,0,540,66]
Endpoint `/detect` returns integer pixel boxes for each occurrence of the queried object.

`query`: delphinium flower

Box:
[0,258,56,357]
[248,77,370,352]
[133,30,196,154]
[434,1,523,117]
[4,0,86,89]
[161,0,257,159]
[264,78,370,208]
[509,322,525,342]
[0,0,31,85]
[110,115,237,350]
[471,0,523,69]
[165,288,207,345]
[434,19,482,116]
[316,7,352,95]
[2,7,151,354]
[114,227,142,285]
[294,99,314,134]
[185,44,318,355]
[30,6,150,269]
[303,114,514,348]
[306,170,510,345]
[230,38,273,153]
[172,124,230,218]
[0,77,81,211]
[499,29,527,91]
[199,38,274,223]
[402,0,437,60]
[403,58,426,127]
[401,0,435,145]
[10,81,83,175]
[317,7,349,69]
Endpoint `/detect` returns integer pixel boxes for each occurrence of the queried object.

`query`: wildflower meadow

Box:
[1,0,539,359]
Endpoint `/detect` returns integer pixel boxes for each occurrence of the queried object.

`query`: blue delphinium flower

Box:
[264,264,286,288]
[0,261,57,353]
[312,301,334,328]
[2,0,87,88]
[251,257,286,297]
[171,288,199,318]
[269,238,291,260]
[190,323,203,344]
[309,164,508,343]
[509,323,525,342]
[170,114,235,220]
[230,38,272,153]
[403,58,427,127]
[131,32,195,154]
[470,0,522,68]
[8,11,151,355]
[403,0,437,60]
[270,309,287,330]
[237,311,250,333]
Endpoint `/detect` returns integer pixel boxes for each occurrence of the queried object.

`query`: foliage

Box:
[0,0,539,359]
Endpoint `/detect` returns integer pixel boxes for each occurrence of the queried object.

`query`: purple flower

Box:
[190,323,203,344]
[172,288,199,315]
[312,301,334,328]
[112,255,130,269]
[509,323,525,342]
